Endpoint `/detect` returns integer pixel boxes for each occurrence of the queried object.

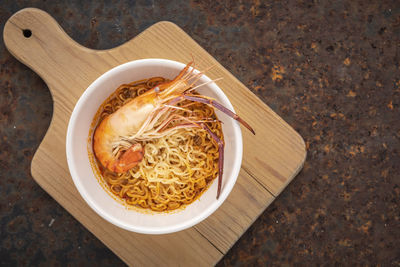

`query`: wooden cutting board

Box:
[4,8,306,266]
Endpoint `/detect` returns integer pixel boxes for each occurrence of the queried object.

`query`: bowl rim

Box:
[66,58,243,234]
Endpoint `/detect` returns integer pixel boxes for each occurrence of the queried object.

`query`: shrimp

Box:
[93,61,255,198]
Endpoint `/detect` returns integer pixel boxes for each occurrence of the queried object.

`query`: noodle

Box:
[92,77,223,212]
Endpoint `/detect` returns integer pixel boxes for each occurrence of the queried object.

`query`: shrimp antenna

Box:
[198,63,218,77]
[186,78,224,93]
[182,63,195,81]
[189,64,218,89]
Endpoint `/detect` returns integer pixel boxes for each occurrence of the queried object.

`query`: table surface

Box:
[1,0,399,266]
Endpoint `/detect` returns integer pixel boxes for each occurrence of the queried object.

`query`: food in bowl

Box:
[89,78,223,212]
[88,60,255,212]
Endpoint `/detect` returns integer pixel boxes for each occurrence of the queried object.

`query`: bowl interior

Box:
[66,59,242,234]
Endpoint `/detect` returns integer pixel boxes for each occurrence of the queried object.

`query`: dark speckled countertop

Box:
[1,0,399,266]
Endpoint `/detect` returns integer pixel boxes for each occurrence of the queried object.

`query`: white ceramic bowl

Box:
[66,59,243,234]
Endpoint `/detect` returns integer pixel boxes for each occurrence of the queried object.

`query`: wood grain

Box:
[195,169,274,252]
[4,8,306,266]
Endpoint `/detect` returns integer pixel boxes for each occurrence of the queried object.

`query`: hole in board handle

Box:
[22,29,32,38]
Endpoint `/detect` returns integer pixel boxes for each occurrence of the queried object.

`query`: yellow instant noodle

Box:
[92,77,223,212]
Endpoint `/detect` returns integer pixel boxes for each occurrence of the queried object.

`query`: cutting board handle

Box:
[3,8,103,91]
